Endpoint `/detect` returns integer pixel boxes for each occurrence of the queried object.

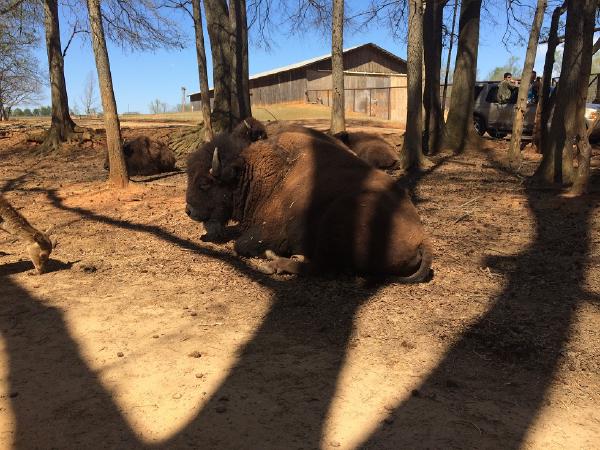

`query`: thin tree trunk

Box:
[423,0,445,155]
[532,2,565,158]
[204,0,232,132]
[86,0,128,188]
[229,0,251,122]
[400,0,426,169]
[42,0,77,151]
[443,0,482,152]
[192,0,213,141]
[507,0,546,167]
[330,0,345,134]
[441,0,458,114]
[534,0,595,187]
[566,0,596,195]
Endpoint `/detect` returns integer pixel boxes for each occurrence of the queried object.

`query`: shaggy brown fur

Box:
[333,131,400,169]
[104,137,176,176]
[0,194,53,274]
[232,117,268,143]
[186,122,431,281]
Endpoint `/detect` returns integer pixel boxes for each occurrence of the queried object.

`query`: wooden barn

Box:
[189,43,409,121]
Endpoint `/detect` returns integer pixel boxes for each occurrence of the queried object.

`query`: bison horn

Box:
[243,119,251,130]
[210,147,221,178]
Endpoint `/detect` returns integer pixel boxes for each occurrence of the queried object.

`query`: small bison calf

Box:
[0,194,54,274]
[334,131,400,169]
[104,137,176,176]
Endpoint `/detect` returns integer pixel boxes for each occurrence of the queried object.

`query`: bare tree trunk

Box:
[330,0,345,134]
[441,0,458,113]
[443,0,482,153]
[42,0,77,151]
[534,0,595,187]
[400,0,426,169]
[86,0,128,188]
[533,2,565,158]
[423,0,445,155]
[192,0,213,141]
[229,0,251,122]
[507,0,546,167]
[204,0,233,132]
[566,0,596,195]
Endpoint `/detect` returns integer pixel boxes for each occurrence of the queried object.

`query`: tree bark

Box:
[229,0,251,123]
[443,0,482,152]
[532,2,565,158]
[507,0,546,167]
[566,0,596,195]
[204,0,233,132]
[400,0,426,169]
[330,0,345,134]
[192,0,213,141]
[534,0,595,187]
[86,0,128,188]
[423,0,445,155]
[441,0,458,114]
[42,0,77,151]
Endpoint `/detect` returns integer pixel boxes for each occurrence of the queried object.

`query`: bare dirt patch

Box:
[0,119,599,449]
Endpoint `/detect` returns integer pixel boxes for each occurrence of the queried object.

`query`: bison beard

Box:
[186,121,432,281]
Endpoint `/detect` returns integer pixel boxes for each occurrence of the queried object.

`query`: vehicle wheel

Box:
[473,116,485,136]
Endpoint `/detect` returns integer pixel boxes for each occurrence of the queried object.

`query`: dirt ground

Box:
[0,116,599,449]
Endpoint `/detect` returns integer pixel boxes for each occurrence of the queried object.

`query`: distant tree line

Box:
[11,106,52,117]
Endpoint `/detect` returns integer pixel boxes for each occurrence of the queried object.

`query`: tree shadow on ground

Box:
[2,134,415,448]
[2,146,594,448]
[360,171,599,448]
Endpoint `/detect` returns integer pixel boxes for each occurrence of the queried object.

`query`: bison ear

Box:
[209,147,221,178]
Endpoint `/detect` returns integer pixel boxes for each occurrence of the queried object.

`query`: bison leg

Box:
[263,250,308,275]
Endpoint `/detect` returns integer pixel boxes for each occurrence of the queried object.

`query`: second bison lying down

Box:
[186,120,431,281]
[333,131,400,169]
[104,136,176,176]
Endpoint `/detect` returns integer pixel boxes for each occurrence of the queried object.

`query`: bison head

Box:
[186,137,245,241]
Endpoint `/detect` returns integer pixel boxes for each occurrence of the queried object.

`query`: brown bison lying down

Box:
[333,131,400,169]
[104,136,176,176]
[186,120,431,281]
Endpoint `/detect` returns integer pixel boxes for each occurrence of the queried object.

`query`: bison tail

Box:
[395,239,433,284]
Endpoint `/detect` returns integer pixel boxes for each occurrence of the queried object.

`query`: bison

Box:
[333,131,400,169]
[186,121,431,281]
[104,136,176,176]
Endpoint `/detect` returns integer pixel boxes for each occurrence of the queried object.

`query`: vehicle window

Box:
[485,86,499,103]
[474,85,484,101]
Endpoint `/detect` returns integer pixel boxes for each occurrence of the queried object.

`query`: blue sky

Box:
[30,1,563,114]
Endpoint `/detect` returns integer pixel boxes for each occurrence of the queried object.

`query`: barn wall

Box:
[389,75,407,123]
[306,71,392,90]
[249,68,307,105]
[308,45,407,74]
